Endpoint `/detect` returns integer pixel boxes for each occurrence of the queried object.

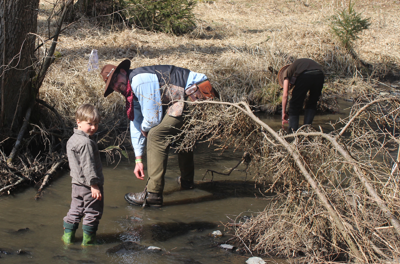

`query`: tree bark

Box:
[0,0,40,133]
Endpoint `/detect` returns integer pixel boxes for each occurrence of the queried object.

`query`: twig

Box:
[36,98,68,137]
[337,97,400,138]
[202,152,250,181]
[7,105,33,166]
[35,158,66,199]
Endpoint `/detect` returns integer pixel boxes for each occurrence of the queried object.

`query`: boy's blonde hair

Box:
[75,104,101,123]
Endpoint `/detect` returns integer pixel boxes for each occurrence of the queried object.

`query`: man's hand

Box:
[281,79,289,129]
[134,162,145,180]
[282,113,289,127]
[91,184,102,201]
[141,129,148,138]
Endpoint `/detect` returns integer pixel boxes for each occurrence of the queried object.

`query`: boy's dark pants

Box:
[63,184,104,227]
[288,71,324,116]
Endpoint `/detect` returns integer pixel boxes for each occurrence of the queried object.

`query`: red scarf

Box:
[123,80,135,121]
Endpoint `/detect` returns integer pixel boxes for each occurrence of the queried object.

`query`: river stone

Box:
[211,230,223,237]
[147,246,162,251]
[246,256,266,264]
[219,244,234,250]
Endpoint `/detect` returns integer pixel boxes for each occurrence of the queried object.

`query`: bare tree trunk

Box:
[0,0,40,133]
[5,0,73,165]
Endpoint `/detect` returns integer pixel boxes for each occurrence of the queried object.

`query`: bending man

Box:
[278,58,324,133]
[100,60,215,207]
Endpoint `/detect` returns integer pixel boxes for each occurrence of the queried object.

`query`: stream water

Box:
[0,100,352,264]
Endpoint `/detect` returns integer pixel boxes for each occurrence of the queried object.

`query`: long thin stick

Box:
[35,159,66,199]
[391,144,400,176]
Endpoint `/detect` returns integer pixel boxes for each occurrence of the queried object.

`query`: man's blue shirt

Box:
[129,70,207,156]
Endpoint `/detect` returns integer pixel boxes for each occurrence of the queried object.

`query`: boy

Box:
[62,104,104,246]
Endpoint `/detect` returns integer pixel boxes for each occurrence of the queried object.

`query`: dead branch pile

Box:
[0,98,131,197]
[174,95,400,263]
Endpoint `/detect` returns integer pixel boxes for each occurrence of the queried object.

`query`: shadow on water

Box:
[163,180,270,206]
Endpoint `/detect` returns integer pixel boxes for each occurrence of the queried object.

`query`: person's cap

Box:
[277,64,291,88]
[100,59,131,97]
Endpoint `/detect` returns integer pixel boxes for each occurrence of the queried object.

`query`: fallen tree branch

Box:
[287,131,400,236]
[35,158,66,200]
[186,99,364,261]
[0,173,25,194]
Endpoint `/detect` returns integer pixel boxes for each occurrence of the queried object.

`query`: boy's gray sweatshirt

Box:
[66,128,104,186]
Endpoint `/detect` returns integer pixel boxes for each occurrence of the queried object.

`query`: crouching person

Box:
[62,104,104,246]
[278,58,325,133]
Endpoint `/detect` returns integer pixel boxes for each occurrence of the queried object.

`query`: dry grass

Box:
[38,0,400,125]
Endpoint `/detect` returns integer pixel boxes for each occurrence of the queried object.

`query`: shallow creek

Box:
[0,100,351,264]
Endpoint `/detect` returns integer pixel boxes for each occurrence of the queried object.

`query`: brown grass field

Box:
[38,0,400,124]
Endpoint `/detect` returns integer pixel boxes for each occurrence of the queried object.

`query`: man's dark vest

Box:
[128,65,191,117]
[128,65,190,87]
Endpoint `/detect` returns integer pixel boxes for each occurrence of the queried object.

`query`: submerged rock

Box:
[134,221,218,242]
[106,241,147,254]
[16,249,30,255]
[182,258,203,264]
[53,255,73,261]
[16,228,30,233]
[5,227,30,234]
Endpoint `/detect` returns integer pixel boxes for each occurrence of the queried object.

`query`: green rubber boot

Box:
[61,221,79,245]
[82,225,98,246]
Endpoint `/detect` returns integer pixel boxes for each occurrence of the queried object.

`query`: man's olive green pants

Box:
[146,112,194,194]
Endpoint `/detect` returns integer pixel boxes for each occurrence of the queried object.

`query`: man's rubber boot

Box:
[82,225,98,246]
[61,221,78,245]
[288,115,299,133]
[177,176,194,190]
[304,109,316,125]
[125,189,163,207]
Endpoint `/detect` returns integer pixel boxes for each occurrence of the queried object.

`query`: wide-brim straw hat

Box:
[277,64,291,88]
[100,59,131,97]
